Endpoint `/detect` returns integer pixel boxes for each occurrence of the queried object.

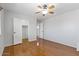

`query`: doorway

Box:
[36,21,44,47]
[37,21,44,39]
[22,25,28,42]
[13,18,28,45]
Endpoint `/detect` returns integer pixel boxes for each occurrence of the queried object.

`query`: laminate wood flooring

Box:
[2,38,79,56]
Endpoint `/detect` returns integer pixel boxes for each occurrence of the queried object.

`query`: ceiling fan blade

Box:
[37,5,42,9]
[49,12,54,14]
[35,11,40,14]
[48,4,55,9]
[48,5,55,14]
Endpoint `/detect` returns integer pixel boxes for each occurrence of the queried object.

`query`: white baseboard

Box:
[28,39,36,42]
[76,48,79,51]
[0,47,4,56]
[43,38,76,48]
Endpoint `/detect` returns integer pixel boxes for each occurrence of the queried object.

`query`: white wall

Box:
[4,11,26,46]
[4,11,37,46]
[44,9,79,48]
[0,9,5,55]
[4,11,14,46]
[28,18,37,41]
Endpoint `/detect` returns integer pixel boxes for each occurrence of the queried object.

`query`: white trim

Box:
[0,46,4,56]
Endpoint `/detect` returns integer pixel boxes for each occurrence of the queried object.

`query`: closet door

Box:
[13,18,22,45]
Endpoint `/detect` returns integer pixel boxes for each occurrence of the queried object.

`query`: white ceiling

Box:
[0,3,79,21]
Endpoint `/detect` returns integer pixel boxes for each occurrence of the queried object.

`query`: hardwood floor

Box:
[2,38,79,56]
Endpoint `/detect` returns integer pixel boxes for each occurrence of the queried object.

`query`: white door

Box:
[13,18,22,45]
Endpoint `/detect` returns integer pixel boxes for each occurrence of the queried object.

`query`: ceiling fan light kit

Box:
[35,4,55,16]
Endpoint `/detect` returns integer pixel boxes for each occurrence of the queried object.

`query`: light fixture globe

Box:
[42,9,48,16]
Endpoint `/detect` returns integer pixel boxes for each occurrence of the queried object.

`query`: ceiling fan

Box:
[35,4,55,16]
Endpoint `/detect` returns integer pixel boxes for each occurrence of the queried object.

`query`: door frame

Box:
[13,18,22,45]
[22,25,28,39]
